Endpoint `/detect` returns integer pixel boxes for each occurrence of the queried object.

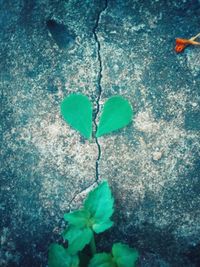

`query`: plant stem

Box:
[190,32,200,41]
[90,232,96,256]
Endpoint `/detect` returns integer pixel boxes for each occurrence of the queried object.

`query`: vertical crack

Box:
[68,1,108,209]
[93,0,108,183]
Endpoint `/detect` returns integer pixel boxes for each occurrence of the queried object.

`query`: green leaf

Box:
[61,94,92,139]
[93,219,114,234]
[88,244,139,267]
[88,253,115,267]
[84,181,114,233]
[112,243,139,267]
[96,96,133,137]
[64,209,90,228]
[63,226,93,254]
[48,244,79,267]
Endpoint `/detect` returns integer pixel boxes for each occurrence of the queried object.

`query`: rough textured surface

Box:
[0,0,200,266]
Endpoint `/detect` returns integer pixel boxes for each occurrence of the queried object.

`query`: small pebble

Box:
[152,151,163,161]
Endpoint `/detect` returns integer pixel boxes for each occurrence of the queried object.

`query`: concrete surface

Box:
[0,0,200,266]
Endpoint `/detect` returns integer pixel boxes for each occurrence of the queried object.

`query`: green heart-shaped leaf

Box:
[61,94,92,139]
[96,96,133,137]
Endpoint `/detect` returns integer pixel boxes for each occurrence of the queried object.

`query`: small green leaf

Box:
[112,243,139,267]
[61,94,92,139]
[84,181,114,233]
[48,244,79,267]
[88,244,139,267]
[64,209,90,228]
[93,219,114,234]
[96,96,133,137]
[88,253,115,267]
[63,226,93,254]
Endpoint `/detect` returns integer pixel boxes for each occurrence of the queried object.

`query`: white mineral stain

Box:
[135,111,160,133]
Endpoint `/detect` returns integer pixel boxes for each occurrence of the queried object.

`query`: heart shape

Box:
[60,94,133,139]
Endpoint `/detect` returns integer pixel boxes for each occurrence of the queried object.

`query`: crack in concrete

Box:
[93,0,108,183]
[68,181,97,209]
[68,1,108,208]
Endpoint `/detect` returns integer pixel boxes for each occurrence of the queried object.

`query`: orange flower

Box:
[175,33,200,53]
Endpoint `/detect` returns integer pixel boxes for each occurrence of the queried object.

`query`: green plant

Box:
[61,94,133,139]
[48,181,139,267]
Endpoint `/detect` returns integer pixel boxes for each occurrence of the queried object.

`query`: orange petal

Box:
[176,38,190,45]
[175,44,187,53]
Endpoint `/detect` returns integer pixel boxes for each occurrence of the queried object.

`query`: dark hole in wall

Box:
[46,19,76,49]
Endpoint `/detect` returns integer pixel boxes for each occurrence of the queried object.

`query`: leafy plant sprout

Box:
[48,181,139,267]
[48,95,137,266]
